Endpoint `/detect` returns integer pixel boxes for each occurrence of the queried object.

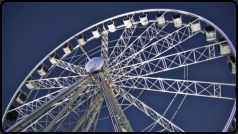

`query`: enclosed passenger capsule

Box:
[6,105,19,121]
[123,17,132,28]
[92,27,101,38]
[63,43,73,54]
[37,63,48,77]
[49,52,60,64]
[172,14,182,28]
[204,25,216,42]
[77,34,87,46]
[15,90,27,105]
[25,76,36,89]
[139,14,149,26]
[155,12,166,25]
[229,55,236,74]
[218,37,231,55]
[189,18,201,32]
[107,21,117,33]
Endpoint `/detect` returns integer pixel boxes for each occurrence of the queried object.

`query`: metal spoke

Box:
[110,41,226,81]
[115,75,235,100]
[106,18,200,72]
[117,87,184,132]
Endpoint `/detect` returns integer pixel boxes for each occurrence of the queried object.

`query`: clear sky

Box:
[2,2,236,132]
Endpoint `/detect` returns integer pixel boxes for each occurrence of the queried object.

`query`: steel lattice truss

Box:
[111,41,225,81]
[55,59,88,76]
[101,25,109,66]
[21,80,102,132]
[117,87,184,132]
[3,9,236,132]
[116,76,235,100]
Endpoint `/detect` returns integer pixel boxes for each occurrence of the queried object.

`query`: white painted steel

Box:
[3,9,236,132]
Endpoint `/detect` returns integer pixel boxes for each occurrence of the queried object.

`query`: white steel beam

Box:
[55,59,88,76]
[106,20,169,70]
[22,87,98,132]
[98,72,133,132]
[117,87,184,132]
[6,75,92,132]
[110,41,225,81]
[26,75,86,90]
[70,94,104,132]
[52,88,100,132]
[81,97,104,132]
[106,14,137,68]
[43,79,92,132]
[115,75,235,100]
[101,24,109,67]
[106,18,200,73]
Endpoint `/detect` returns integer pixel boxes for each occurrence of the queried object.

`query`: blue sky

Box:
[2,2,236,132]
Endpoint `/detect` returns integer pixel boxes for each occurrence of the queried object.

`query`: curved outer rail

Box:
[3,9,236,132]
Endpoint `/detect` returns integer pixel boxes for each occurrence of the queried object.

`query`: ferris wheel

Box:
[2,9,236,132]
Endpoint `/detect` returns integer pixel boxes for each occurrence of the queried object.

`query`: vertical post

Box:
[97,72,133,132]
[43,78,92,132]
[6,75,91,132]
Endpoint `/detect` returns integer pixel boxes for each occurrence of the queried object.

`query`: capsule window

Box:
[92,27,101,38]
[205,26,215,32]
[172,14,181,19]
[156,13,165,25]
[139,14,149,26]
[140,14,146,18]
[190,18,199,24]
[107,21,117,33]
[172,14,182,28]
[156,12,163,18]
[123,17,130,21]
[37,64,48,77]
[123,17,133,28]
[63,43,73,54]
[108,21,114,25]
[228,55,236,74]
[217,37,231,55]
[50,53,60,59]
[77,34,87,46]
[204,25,216,42]
[15,91,27,105]
[189,18,201,33]
[25,76,37,89]
[6,105,19,121]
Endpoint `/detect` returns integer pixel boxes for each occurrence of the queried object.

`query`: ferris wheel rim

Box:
[2,8,236,132]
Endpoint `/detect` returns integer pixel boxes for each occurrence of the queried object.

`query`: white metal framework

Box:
[2,9,236,132]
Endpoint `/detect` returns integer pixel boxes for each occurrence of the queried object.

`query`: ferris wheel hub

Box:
[85,57,104,73]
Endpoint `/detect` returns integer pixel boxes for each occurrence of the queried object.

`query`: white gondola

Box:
[190,18,201,32]
[218,37,231,55]
[15,90,27,105]
[172,14,182,28]
[107,21,117,33]
[204,25,216,42]
[139,14,149,26]
[63,43,73,54]
[77,34,87,46]
[6,105,19,121]
[123,17,132,28]
[37,64,48,77]
[49,52,60,64]
[92,27,101,38]
[229,55,236,74]
[155,12,165,25]
[25,76,36,89]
